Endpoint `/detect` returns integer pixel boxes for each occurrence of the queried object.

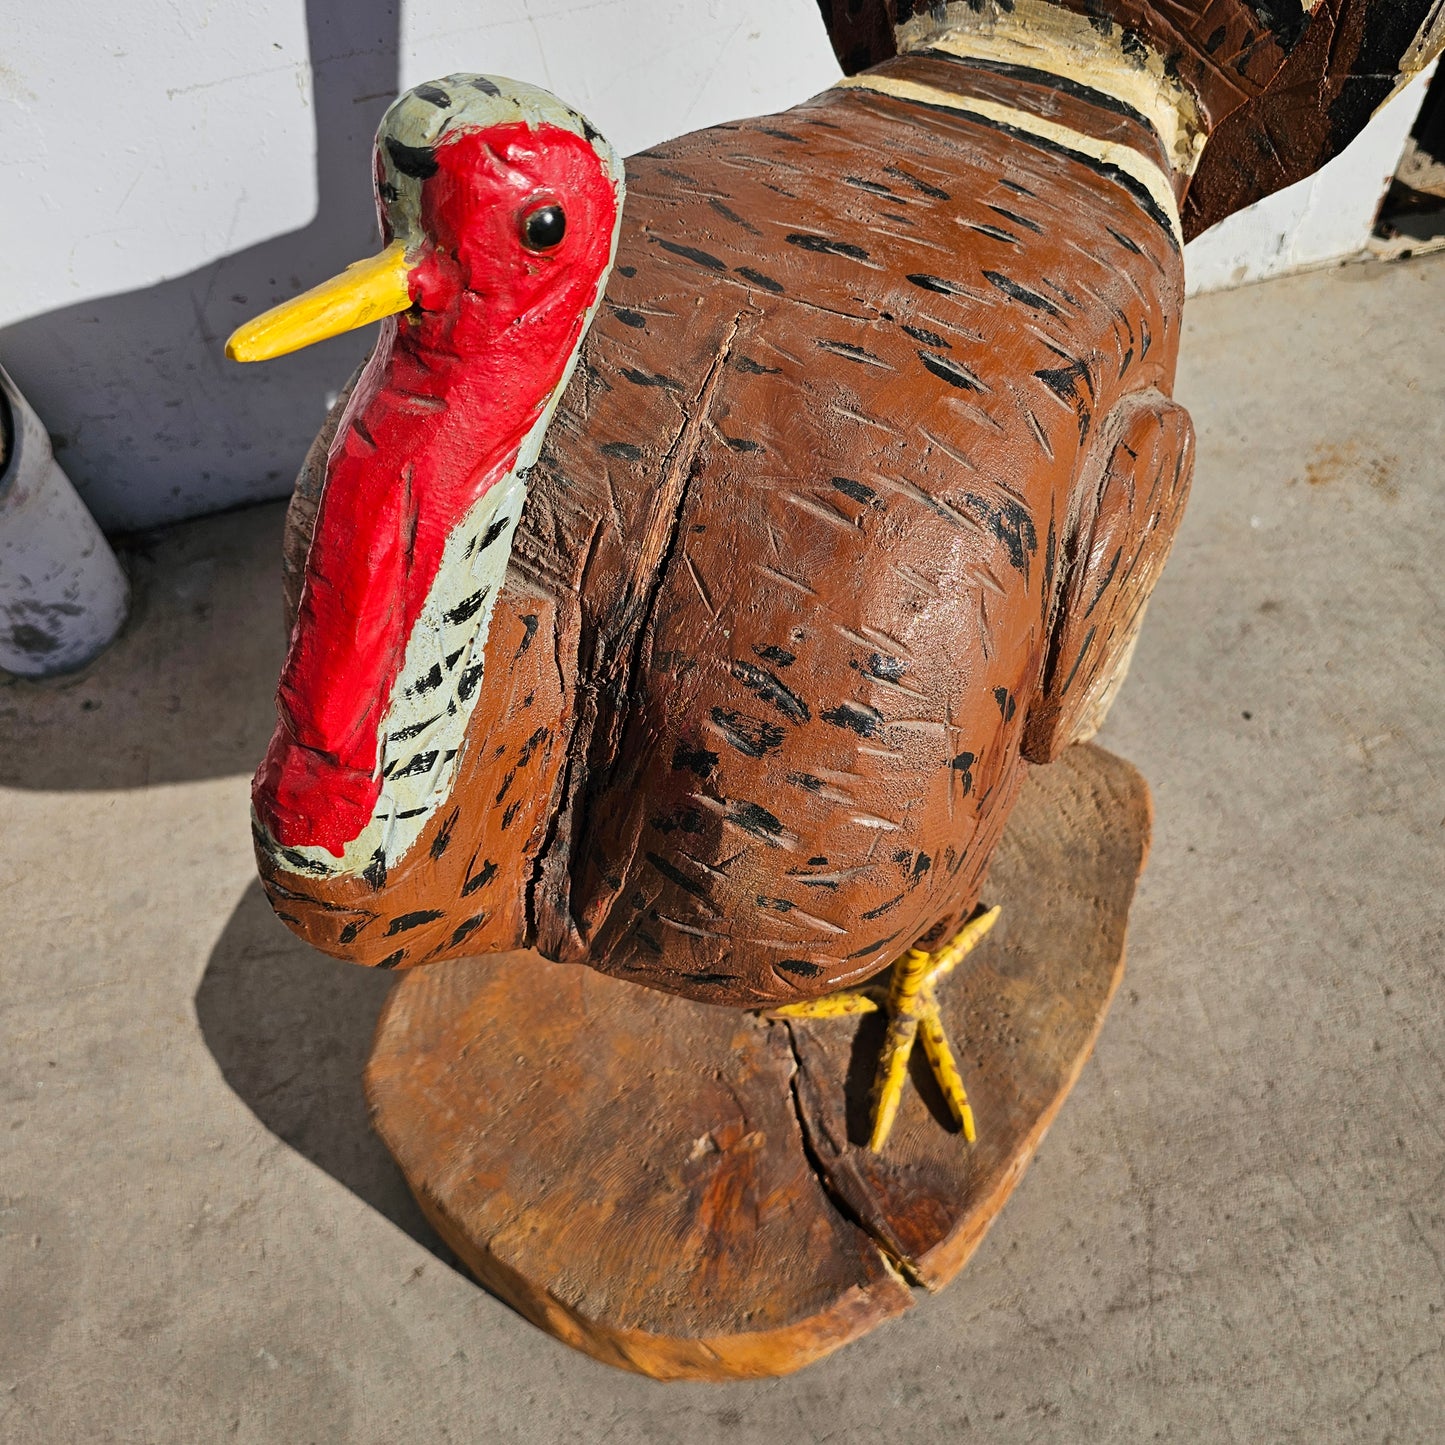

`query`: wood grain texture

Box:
[366,741,1150,1379]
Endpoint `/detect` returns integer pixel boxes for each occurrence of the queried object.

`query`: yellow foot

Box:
[773,906,1000,1151]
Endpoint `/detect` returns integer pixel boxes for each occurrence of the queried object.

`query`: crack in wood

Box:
[775,1016,925,1287]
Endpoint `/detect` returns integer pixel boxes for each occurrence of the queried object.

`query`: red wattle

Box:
[252,122,618,857]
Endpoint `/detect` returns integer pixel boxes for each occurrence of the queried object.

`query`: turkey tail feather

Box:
[814,0,1445,237]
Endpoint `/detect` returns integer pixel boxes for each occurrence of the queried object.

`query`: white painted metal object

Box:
[0,364,129,676]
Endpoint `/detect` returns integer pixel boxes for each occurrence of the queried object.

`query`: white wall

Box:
[0,2,1425,532]
[0,0,840,532]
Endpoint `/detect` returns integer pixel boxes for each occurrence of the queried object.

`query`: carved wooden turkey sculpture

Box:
[226,0,1442,1371]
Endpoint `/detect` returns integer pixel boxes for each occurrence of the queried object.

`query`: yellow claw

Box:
[868,1012,920,1151]
[917,994,976,1144]
[774,989,881,1019]
[226,240,416,363]
[928,904,1001,983]
[867,947,931,1150]
[769,908,1000,1152]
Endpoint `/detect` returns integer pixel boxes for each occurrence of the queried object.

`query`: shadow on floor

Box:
[194,879,459,1270]
[0,501,290,791]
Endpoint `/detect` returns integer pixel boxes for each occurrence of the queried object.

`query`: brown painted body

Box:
[258,57,1191,1005]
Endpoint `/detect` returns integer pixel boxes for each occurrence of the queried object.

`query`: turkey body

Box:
[259,68,1192,1005]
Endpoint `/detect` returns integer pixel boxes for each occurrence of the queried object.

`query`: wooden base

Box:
[366,743,1151,1379]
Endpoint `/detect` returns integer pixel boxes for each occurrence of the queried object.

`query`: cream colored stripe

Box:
[915,30,1201,175]
[893,0,1205,176]
[834,73,1182,245]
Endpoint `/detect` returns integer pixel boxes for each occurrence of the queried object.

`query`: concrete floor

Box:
[3,253,1443,1444]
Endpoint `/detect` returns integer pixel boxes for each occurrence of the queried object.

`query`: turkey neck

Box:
[254,292,586,864]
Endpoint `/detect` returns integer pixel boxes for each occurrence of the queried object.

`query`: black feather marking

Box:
[968,223,1020,244]
[919,350,985,392]
[735,265,784,293]
[730,660,810,723]
[390,750,438,779]
[756,895,795,912]
[363,850,388,890]
[728,800,786,842]
[672,742,719,778]
[386,909,445,936]
[987,204,1041,233]
[462,854,498,896]
[645,851,715,903]
[430,807,460,860]
[710,707,785,758]
[601,441,643,460]
[389,714,441,742]
[384,137,438,179]
[902,323,949,348]
[517,725,548,768]
[786,233,869,261]
[907,273,967,296]
[848,934,900,960]
[883,165,949,199]
[950,752,975,795]
[449,914,486,948]
[821,701,884,738]
[776,958,823,977]
[983,270,1063,316]
[620,367,683,391]
[1108,225,1144,256]
[832,476,883,508]
[654,237,728,270]
[445,588,490,624]
[457,662,484,701]
[964,492,1038,576]
[516,614,539,657]
[862,893,904,920]
[819,339,887,367]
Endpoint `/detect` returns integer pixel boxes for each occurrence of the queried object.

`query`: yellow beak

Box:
[225,240,415,363]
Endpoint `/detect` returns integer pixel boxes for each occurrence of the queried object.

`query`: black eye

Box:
[521,203,566,251]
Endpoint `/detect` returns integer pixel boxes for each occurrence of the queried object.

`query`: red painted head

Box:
[386,80,622,365]
[244,76,623,874]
